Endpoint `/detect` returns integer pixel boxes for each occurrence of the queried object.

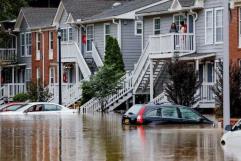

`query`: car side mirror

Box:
[225,125,233,131]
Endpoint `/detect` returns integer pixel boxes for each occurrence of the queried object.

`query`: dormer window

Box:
[60,27,73,42]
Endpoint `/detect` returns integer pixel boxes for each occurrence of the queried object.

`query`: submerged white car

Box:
[221,119,241,147]
[0,102,76,115]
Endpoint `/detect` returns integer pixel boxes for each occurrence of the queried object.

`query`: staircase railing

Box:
[92,42,104,68]
[132,41,150,87]
[73,42,92,79]
[81,72,133,112]
[150,92,168,104]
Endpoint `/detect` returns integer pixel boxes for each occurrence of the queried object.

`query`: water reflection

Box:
[0,114,238,161]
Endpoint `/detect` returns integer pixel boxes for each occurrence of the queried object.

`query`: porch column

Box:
[75,63,79,83]
[150,59,154,101]
[12,67,15,95]
[195,59,199,72]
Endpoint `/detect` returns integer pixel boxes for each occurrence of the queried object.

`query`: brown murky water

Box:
[0,113,239,161]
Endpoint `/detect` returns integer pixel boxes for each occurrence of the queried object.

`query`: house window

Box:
[104,23,111,46]
[68,28,73,41]
[215,8,223,43]
[26,33,32,56]
[25,68,31,81]
[154,18,161,35]
[36,33,41,52]
[86,25,94,52]
[49,67,55,84]
[61,29,68,41]
[135,21,142,35]
[20,33,25,56]
[174,15,185,32]
[205,9,214,44]
[239,8,241,47]
[20,33,32,56]
[36,67,40,80]
[207,63,214,82]
[49,31,54,50]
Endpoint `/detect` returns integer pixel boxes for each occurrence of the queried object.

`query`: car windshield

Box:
[3,104,27,111]
[125,104,144,115]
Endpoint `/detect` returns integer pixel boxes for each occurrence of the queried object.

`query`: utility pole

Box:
[223,0,230,130]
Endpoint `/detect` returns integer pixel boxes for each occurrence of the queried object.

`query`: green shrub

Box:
[12,93,29,102]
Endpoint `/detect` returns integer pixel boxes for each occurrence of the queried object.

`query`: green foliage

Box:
[213,61,241,118]
[27,81,52,102]
[91,65,124,111]
[104,36,125,73]
[0,0,28,20]
[12,93,29,102]
[81,80,95,105]
[165,60,201,106]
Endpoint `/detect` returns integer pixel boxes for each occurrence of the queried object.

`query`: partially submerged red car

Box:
[0,103,27,112]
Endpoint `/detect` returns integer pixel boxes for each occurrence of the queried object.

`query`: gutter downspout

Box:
[113,19,121,49]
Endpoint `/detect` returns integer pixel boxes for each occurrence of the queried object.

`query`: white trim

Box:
[86,24,94,52]
[135,20,143,36]
[169,0,182,11]
[153,17,161,35]
[66,13,74,24]
[49,31,54,60]
[214,7,224,44]
[239,7,241,48]
[53,2,65,26]
[205,8,214,45]
[104,23,111,48]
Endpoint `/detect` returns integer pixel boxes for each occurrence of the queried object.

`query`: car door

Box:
[178,106,202,124]
[25,104,45,115]
[161,107,181,124]
[143,108,163,124]
[43,104,62,114]
[228,121,241,145]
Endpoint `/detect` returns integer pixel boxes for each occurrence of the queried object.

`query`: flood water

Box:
[0,113,240,161]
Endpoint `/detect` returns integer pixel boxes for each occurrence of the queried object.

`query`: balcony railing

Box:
[149,33,196,57]
[3,83,26,98]
[0,48,17,62]
[199,83,215,103]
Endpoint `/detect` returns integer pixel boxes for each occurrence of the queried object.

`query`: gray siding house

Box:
[134,0,224,108]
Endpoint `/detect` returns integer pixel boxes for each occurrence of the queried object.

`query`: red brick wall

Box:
[230,7,241,64]
[32,30,58,86]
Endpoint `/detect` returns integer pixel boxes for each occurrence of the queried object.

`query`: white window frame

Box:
[25,32,32,56]
[86,24,94,52]
[135,21,143,36]
[25,68,31,82]
[49,67,55,84]
[49,31,54,60]
[36,67,40,80]
[239,8,241,48]
[36,32,41,60]
[20,33,25,57]
[104,23,111,47]
[61,27,73,42]
[153,18,161,35]
[173,13,186,32]
[205,8,214,45]
[214,7,224,44]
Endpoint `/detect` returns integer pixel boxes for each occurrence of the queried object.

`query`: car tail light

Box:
[137,107,145,124]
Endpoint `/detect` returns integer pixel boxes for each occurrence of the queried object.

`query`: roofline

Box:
[136,6,203,17]
[14,9,30,32]
[31,25,57,31]
[53,1,66,27]
[77,0,170,24]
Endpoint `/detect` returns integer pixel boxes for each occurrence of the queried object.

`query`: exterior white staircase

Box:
[49,42,91,107]
[81,72,133,112]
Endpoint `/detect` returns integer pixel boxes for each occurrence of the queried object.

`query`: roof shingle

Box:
[21,7,57,29]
